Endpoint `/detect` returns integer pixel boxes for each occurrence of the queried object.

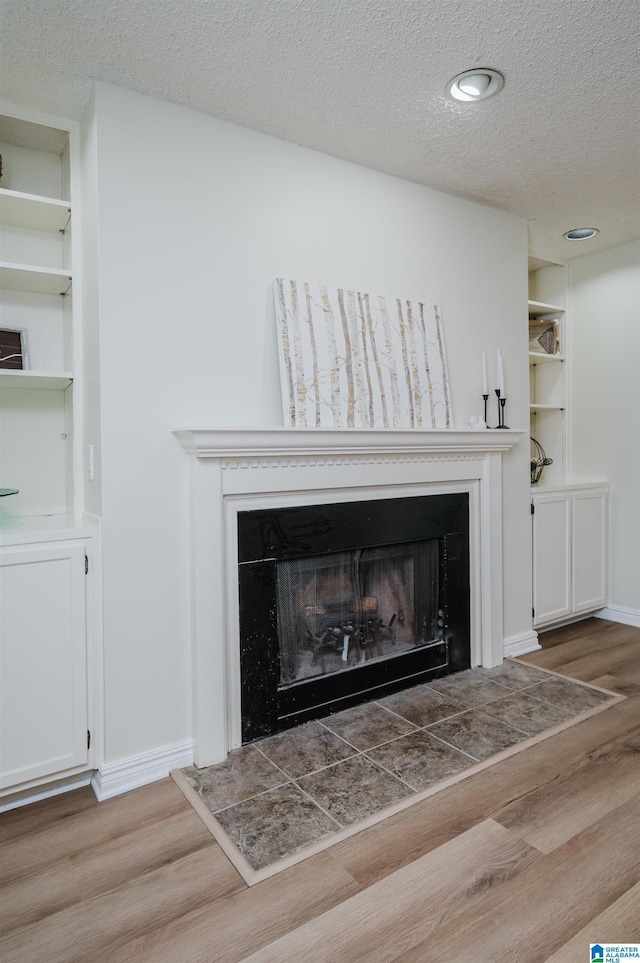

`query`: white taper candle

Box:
[497,351,505,398]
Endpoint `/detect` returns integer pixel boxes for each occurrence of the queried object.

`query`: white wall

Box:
[83,81,531,765]
[568,240,640,614]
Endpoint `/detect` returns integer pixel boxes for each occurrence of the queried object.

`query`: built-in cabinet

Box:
[0,110,94,801]
[528,256,608,628]
[532,485,608,627]
[0,525,94,793]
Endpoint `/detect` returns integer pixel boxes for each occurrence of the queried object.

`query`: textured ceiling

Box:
[1,0,638,263]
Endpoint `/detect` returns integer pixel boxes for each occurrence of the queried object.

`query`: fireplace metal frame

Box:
[238,492,470,741]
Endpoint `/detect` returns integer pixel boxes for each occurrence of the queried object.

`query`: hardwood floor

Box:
[1,618,639,962]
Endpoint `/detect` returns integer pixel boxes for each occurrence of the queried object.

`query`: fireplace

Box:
[173,427,523,767]
[238,493,469,740]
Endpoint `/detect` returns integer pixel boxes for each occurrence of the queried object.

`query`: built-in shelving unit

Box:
[528,259,566,486]
[0,111,77,521]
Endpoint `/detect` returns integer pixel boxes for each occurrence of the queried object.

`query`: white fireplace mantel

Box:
[174,426,525,767]
[174,426,522,458]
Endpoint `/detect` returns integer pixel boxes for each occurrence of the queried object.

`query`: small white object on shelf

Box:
[468,415,487,430]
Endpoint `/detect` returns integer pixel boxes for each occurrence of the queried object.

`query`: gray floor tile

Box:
[378,685,465,727]
[183,744,287,812]
[427,675,512,707]
[480,661,551,689]
[215,783,339,870]
[298,754,413,825]
[366,729,475,790]
[526,676,613,713]
[479,691,574,735]
[258,719,356,778]
[428,707,529,760]
[320,701,417,750]
[427,668,478,687]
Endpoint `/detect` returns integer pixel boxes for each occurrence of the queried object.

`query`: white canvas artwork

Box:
[274,278,453,429]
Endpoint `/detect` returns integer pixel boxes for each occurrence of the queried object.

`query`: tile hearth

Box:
[180,661,615,875]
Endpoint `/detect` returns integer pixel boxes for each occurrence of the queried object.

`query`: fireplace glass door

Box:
[276,540,441,686]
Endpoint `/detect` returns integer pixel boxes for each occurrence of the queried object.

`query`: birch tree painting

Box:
[274,279,452,429]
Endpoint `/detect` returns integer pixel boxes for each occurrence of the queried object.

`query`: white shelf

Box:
[0,261,72,296]
[0,369,73,390]
[529,351,565,364]
[528,299,564,319]
[530,403,565,412]
[0,188,71,233]
[0,514,95,547]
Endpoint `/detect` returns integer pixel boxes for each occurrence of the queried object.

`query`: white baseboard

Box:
[503,630,541,658]
[0,772,93,813]
[594,605,640,629]
[91,740,194,801]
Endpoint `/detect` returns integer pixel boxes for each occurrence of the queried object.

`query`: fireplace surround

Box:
[174,427,523,767]
[238,492,470,740]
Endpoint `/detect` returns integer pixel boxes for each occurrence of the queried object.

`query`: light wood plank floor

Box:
[1,618,639,962]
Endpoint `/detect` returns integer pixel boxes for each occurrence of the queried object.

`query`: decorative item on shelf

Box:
[274,279,452,429]
[482,351,489,426]
[530,437,553,484]
[0,328,28,369]
[494,349,509,428]
[494,388,509,428]
[468,415,487,430]
[529,319,560,355]
[480,349,509,428]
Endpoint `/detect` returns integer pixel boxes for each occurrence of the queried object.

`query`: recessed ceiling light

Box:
[563,228,600,241]
[447,68,504,103]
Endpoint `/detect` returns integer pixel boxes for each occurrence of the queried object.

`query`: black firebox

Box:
[238,492,470,742]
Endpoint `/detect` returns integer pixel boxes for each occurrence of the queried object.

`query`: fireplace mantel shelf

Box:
[174,427,525,459]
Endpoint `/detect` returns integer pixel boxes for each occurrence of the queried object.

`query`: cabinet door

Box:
[532,492,572,626]
[572,489,608,614]
[0,544,87,790]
